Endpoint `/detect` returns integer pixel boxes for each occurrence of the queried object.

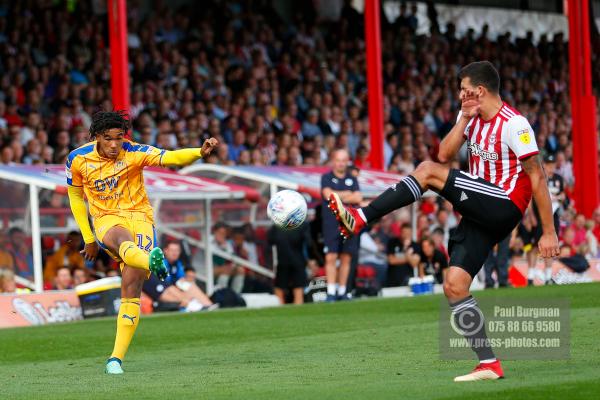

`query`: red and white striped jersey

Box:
[460,103,539,213]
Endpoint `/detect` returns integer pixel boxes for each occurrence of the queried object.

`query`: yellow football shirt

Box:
[66,140,164,223]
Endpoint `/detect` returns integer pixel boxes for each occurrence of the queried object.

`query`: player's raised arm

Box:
[438,89,478,163]
[160,138,219,167]
[506,116,559,259]
[520,155,559,258]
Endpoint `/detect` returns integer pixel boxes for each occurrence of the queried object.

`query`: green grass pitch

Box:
[1,283,599,400]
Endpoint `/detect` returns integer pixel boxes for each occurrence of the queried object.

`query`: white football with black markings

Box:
[267,190,307,230]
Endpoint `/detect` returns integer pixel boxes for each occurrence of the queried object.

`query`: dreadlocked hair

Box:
[89,110,130,139]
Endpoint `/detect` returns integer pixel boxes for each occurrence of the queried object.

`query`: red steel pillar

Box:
[108,0,131,118]
[364,0,385,170]
[567,0,599,217]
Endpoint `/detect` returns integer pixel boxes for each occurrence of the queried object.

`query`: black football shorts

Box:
[440,169,523,277]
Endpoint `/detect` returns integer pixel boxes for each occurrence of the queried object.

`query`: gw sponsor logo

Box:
[94,176,121,192]
[468,142,498,161]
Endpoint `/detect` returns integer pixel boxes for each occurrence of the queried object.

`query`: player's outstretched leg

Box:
[117,241,169,281]
[329,161,448,238]
[445,267,504,382]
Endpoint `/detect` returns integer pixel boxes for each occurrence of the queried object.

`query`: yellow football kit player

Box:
[67,110,218,375]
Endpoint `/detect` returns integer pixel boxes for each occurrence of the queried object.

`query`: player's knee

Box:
[443,280,468,300]
[414,161,438,181]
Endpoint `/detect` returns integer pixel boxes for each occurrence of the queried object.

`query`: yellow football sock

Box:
[118,241,149,270]
[110,298,141,361]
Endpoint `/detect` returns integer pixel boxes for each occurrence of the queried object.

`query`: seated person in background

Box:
[210,222,238,290]
[53,266,73,290]
[418,236,448,284]
[232,226,258,265]
[232,227,271,293]
[7,227,34,279]
[0,268,17,293]
[430,227,448,259]
[0,231,15,270]
[142,272,216,312]
[386,223,420,286]
[183,266,207,292]
[44,231,85,283]
[163,240,186,282]
[358,226,388,289]
[73,268,89,286]
[210,222,243,291]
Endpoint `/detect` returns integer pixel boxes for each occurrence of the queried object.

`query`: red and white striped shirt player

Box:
[461,102,539,213]
[328,61,559,383]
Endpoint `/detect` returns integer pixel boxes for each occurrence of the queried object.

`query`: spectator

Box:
[231,227,271,293]
[73,268,89,286]
[162,240,186,284]
[572,214,588,247]
[386,223,420,287]
[483,235,511,288]
[592,207,600,246]
[228,130,247,162]
[560,226,578,256]
[358,227,388,289]
[231,227,259,266]
[22,139,43,164]
[430,227,448,258]
[1,146,15,165]
[7,227,33,280]
[20,112,41,146]
[142,273,216,312]
[0,268,23,293]
[301,109,323,139]
[53,267,73,290]
[209,222,245,293]
[44,231,85,283]
[0,231,15,270]
[182,266,206,291]
[418,236,448,284]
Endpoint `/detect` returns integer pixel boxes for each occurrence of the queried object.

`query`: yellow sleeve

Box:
[160,148,203,167]
[67,186,95,244]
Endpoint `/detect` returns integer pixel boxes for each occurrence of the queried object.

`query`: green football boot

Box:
[149,247,169,281]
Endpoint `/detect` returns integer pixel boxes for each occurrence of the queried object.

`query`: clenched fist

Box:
[201,137,219,157]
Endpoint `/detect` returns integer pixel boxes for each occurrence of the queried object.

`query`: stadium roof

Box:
[0,165,260,201]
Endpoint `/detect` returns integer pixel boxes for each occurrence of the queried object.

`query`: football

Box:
[267,190,308,230]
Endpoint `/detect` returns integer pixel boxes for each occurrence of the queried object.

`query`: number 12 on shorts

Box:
[136,233,153,251]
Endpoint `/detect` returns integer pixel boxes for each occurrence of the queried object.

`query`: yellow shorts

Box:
[93,214,156,276]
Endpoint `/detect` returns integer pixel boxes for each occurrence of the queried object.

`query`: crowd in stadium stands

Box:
[0,1,599,296]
